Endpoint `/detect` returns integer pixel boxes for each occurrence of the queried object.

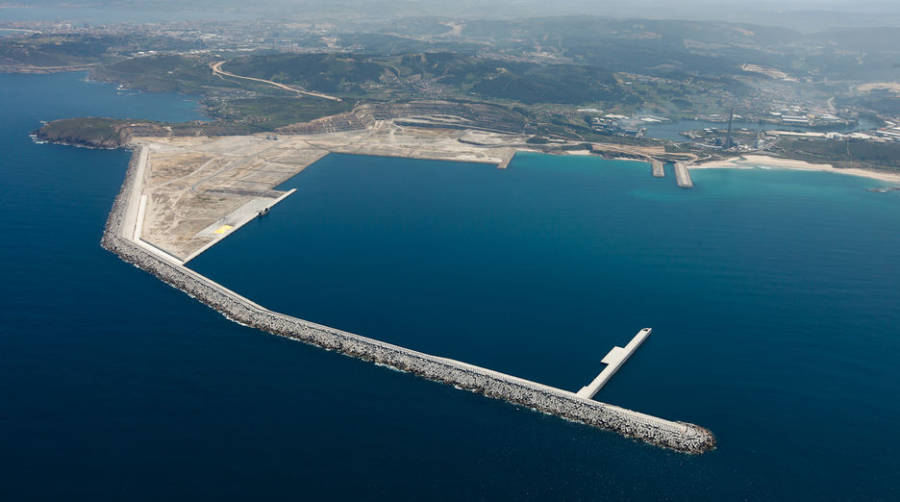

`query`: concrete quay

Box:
[497,151,515,169]
[101,146,716,454]
[577,328,652,399]
[182,189,297,264]
[674,162,694,188]
[651,159,665,177]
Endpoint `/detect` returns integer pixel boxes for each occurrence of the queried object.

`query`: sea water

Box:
[2,72,900,500]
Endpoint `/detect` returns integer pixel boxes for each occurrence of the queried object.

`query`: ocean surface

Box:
[3,72,900,501]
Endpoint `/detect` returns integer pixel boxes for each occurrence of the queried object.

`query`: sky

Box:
[4,0,900,29]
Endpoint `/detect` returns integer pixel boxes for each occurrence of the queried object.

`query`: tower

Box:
[724,108,735,149]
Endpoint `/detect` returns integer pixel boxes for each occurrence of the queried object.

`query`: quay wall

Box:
[102,147,716,454]
[674,162,695,188]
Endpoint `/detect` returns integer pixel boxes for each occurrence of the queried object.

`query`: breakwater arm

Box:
[651,159,665,177]
[674,162,694,188]
[101,146,716,454]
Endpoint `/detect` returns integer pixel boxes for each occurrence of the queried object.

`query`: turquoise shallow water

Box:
[3,72,900,500]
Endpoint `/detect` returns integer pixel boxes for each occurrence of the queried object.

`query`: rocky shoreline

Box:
[101,147,716,454]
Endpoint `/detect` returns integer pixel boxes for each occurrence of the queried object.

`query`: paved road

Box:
[210,61,342,102]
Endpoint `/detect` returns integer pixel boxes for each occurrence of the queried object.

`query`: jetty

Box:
[182,189,296,264]
[674,162,694,188]
[497,151,515,169]
[650,159,665,178]
[577,328,652,399]
[101,145,716,454]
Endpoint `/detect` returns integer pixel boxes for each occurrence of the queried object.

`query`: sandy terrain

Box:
[741,63,794,81]
[856,82,900,94]
[694,154,900,184]
[133,121,896,263]
[137,135,329,259]
[134,123,535,260]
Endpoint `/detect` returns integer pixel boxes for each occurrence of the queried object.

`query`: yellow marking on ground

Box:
[213,225,233,235]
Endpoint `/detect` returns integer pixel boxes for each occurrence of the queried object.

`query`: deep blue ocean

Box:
[2,72,900,500]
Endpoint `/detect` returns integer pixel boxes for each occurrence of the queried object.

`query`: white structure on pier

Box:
[577,328,652,399]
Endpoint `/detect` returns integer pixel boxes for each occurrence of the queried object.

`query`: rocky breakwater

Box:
[101,147,716,454]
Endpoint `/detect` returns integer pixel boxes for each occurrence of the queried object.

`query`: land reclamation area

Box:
[131,118,900,267]
[135,125,527,261]
[112,141,715,452]
[118,121,719,452]
[115,112,900,455]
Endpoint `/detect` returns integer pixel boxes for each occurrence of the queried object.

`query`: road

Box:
[210,61,342,102]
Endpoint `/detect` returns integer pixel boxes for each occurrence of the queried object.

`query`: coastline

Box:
[693,154,900,185]
[30,132,118,150]
[0,64,98,74]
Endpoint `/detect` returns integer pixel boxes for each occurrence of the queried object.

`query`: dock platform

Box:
[651,159,665,177]
[181,188,297,264]
[674,162,694,188]
[497,151,515,169]
[577,328,652,399]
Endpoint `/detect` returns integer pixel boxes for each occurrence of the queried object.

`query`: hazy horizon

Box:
[4,0,900,31]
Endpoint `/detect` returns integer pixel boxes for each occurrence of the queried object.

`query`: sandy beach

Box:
[693,154,900,184]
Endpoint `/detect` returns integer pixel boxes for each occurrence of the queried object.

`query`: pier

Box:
[497,151,515,169]
[101,146,716,454]
[674,162,694,188]
[182,189,297,264]
[577,328,652,399]
[650,159,665,177]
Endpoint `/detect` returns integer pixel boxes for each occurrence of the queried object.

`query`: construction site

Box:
[135,119,699,263]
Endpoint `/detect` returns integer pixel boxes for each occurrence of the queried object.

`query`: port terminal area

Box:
[108,141,714,453]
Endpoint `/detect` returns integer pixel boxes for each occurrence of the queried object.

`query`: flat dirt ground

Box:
[137,123,528,259]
